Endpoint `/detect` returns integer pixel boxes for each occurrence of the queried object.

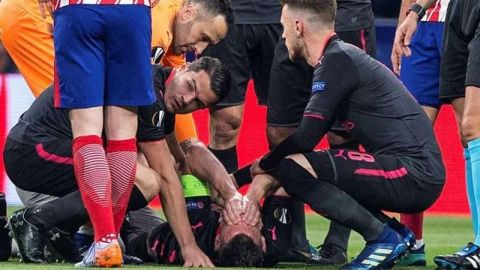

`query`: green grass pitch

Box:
[0,207,473,269]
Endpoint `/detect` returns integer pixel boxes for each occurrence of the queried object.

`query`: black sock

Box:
[0,192,6,217]
[26,186,148,233]
[289,200,309,250]
[208,145,238,173]
[262,195,293,263]
[276,158,384,242]
[323,222,351,251]
[127,186,149,212]
[232,164,252,188]
[25,191,86,233]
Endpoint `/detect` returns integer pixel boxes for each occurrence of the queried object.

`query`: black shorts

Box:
[297,149,444,213]
[200,23,282,107]
[3,137,77,197]
[267,27,377,126]
[261,196,292,266]
[439,0,480,102]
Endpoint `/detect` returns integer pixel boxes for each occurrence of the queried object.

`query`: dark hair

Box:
[280,0,336,25]
[190,0,235,25]
[217,234,264,267]
[188,56,231,103]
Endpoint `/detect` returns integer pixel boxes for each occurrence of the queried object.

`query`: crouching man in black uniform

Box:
[3,57,230,267]
[249,1,446,270]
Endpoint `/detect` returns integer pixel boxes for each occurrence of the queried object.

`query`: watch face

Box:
[409,3,425,20]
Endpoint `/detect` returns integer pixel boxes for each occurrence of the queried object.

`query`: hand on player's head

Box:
[241,195,261,226]
[222,192,243,225]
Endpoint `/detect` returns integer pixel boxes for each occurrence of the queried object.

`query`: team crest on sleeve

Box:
[151,47,165,64]
[312,81,326,93]
[151,110,165,127]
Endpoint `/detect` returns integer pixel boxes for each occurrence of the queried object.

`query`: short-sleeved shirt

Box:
[336,0,374,31]
[0,0,54,96]
[151,0,186,67]
[232,0,281,24]
[305,35,444,185]
[7,65,175,145]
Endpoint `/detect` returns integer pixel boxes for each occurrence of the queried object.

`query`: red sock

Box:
[106,138,137,234]
[400,212,424,239]
[73,135,115,242]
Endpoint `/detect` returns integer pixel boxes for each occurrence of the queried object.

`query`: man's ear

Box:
[294,18,303,37]
[214,234,221,252]
[179,4,197,23]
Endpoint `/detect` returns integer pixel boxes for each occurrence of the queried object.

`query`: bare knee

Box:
[462,115,480,144]
[134,164,161,202]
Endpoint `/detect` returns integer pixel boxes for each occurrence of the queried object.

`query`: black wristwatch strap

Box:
[409,3,426,21]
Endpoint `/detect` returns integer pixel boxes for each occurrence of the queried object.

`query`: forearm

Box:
[403,0,437,22]
[185,142,238,200]
[139,140,197,249]
[416,0,436,9]
[209,188,225,207]
[166,133,186,170]
[246,174,280,204]
[159,168,197,248]
[398,0,417,25]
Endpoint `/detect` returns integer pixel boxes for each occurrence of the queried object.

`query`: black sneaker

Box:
[342,225,408,270]
[316,243,348,265]
[283,244,323,264]
[123,254,144,265]
[44,227,82,262]
[9,208,47,263]
[0,192,11,261]
[434,242,480,270]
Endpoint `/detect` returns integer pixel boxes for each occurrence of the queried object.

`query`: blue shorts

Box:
[400,22,444,108]
[53,5,155,109]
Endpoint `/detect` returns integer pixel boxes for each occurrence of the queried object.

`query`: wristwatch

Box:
[408,3,426,21]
